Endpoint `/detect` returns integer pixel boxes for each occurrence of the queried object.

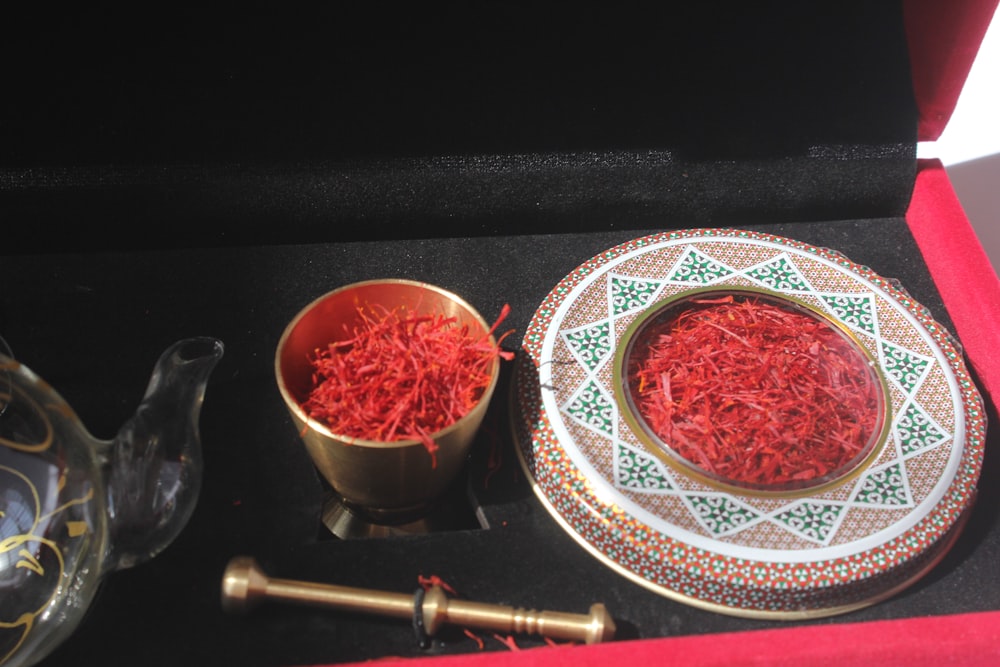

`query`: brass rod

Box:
[264,579,415,620]
[429,597,615,644]
[221,556,615,645]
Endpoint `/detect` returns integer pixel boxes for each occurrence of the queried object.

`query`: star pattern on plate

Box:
[555,245,948,546]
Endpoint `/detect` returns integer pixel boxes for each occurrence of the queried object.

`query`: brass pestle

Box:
[221,556,616,646]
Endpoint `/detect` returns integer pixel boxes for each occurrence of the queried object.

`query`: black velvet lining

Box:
[4,5,916,162]
[0,150,915,253]
[1,3,917,252]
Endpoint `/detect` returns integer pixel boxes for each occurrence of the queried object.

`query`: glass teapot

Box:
[0,337,224,667]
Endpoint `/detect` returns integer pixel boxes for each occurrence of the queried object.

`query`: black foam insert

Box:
[2,3,916,251]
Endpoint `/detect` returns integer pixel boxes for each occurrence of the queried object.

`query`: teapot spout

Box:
[104,337,224,572]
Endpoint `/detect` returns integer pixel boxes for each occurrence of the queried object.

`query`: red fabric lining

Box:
[903,0,999,141]
[331,610,1000,667]
[907,159,1000,401]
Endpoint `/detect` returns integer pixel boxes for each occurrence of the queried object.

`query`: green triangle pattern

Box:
[562,378,614,436]
[615,442,673,491]
[561,320,612,372]
[881,341,931,394]
[746,255,809,291]
[821,293,877,335]
[773,502,845,543]
[896,402,949,456]
[610,275,663,315]
[687,494,761,536]
[853,462,910,506]
[667,247,735,284]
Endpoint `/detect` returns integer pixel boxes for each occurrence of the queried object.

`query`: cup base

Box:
[320,490,483,539]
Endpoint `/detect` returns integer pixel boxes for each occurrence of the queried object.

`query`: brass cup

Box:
[275,279,500,519]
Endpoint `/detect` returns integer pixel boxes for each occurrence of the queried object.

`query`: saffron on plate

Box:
[303,303,512,465]
[627,294,882,489]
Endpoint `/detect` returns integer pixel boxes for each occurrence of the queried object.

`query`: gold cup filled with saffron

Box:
[275,279,512,537]
[615,287,891,496]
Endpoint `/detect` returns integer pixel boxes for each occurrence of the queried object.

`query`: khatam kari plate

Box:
[512,228,986,618]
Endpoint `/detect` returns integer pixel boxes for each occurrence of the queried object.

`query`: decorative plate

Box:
[513,228,985,618]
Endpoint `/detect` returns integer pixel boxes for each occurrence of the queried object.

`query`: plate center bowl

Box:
[615,287,891,496]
